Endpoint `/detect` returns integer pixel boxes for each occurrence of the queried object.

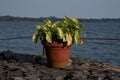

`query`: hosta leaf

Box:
[80,34,86,45]
[63,35,66,42]
[64,16,69,21]
[43,26,47,30]
[47,19,52,24]
[57,27,64,39]
[44,19,53,27]
[45,31,52,43]
[52,23,57,28]
[66,33,72,46]
[74,31,80,44]
[71,18,79,24]
[32,32,39,43]
[75,25,80,29]
[36,25,42,30]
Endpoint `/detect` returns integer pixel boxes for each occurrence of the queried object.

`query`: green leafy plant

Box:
[32,16,86,46]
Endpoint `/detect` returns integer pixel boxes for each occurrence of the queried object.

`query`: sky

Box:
[0,0,120,18]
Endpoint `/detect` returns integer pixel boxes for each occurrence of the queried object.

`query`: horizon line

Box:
[0,15,120,19]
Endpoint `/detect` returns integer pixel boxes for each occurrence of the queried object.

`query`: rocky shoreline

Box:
[0,50,120,80]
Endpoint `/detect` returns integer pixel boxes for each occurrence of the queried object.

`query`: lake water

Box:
[0,21,120,66]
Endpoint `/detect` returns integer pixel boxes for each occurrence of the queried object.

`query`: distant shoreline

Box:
[0,15,120,22]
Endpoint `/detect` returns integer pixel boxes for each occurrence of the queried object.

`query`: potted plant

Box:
[32,16,86,68]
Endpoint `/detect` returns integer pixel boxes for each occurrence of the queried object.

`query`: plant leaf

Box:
[66,33,72,46]
[74,31,80,44]
[57,27,64,39]
[63,34,66,42]
[45,31,52,43]
[80,34,86,45]
[32,32,39,43]
[71,18,79,24]
[36,25,42,29]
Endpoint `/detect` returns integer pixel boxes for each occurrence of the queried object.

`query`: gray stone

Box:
[72,71,87,79]
[42,75,54,80]
[111,76,120,80]
[0,51,120,80]
[8,70,23,77]
[11,77,24,80]
[24,77,40,80]
[55,75,64,80]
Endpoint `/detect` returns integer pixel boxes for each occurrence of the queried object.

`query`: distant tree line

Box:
[0,16,62,22]
[0,15,120,22]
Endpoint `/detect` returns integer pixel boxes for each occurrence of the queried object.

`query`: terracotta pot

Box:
[44,42,71,68]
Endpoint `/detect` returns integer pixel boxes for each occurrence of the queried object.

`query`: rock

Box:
[24,77,40,80]
[0,77,15,80]
[42,74,54,80]
[64,72,73,80]
[0,50,120,80]
[7,69,23,77]
[55,75,64,80]
[72,71,88,79]
[111,76,120,80]
[8,77,24,80]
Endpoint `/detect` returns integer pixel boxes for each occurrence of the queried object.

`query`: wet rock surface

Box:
[0,50,120,80]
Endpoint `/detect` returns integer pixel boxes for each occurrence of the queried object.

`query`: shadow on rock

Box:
[0,50,47,65]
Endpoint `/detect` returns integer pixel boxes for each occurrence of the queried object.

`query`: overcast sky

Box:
[0,0,120,18]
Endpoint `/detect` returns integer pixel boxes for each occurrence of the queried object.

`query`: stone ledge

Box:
[0,50,120,80]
